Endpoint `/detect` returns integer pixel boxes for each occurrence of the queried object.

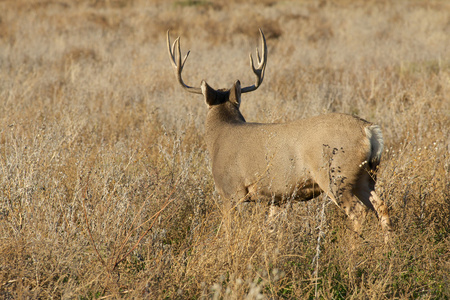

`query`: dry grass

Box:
[0,0,449,298]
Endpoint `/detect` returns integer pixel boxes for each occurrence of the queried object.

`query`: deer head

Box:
[167,29,267,107]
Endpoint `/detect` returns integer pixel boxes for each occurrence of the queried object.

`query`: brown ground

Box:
[0,0,449,298]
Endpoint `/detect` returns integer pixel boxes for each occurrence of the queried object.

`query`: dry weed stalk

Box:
[81,166,179,282]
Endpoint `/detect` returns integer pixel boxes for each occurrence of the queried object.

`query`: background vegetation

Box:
[0,0,449,298]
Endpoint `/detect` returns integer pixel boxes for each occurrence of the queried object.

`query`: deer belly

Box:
[291,179,324,201]
[249,177,323,204]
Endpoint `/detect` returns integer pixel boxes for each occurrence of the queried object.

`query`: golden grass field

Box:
[0,0,449,298]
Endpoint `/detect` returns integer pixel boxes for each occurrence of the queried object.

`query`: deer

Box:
[167,29,392,242]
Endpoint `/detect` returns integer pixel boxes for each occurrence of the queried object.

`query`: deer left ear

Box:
[201,80,217,107]
[230,80,241,105]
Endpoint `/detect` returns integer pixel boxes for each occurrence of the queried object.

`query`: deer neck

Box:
[205,102,246,150]
[206,102,245,125]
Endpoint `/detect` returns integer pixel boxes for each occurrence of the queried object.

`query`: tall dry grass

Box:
[0,0,449,298]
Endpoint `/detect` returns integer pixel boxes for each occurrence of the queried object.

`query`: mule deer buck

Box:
[167,29,392,241]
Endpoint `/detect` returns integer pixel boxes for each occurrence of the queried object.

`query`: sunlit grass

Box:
[0,0,449,298]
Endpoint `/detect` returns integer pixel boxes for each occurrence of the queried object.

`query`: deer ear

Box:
[201,80,216,106]
[230,80,241,105]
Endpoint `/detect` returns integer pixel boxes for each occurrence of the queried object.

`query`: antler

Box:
[167,30,202,94]
[241,29,268,93]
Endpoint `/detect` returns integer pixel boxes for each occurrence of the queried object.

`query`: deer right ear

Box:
[230,80,241,105]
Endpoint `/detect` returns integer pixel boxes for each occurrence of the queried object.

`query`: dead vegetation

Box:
[0,0,449,298]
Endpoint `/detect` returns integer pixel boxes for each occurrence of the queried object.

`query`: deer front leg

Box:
[266,202,282,233]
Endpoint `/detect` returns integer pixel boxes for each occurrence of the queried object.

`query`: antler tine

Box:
[242,28,268,94]
[167,31,177,68]
[181,50,190,69]
[255,47,261,65]
[166,30,202,94]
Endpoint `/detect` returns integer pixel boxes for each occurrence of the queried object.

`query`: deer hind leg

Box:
[336,190,369,237]
[312,176,368,237]
[368,190,392,242]
[353,173,393,242]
